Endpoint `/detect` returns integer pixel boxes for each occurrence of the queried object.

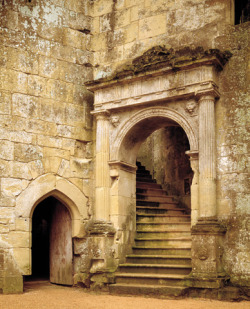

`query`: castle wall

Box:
[0,0,94,292]
[0,0,249,293]
[91,0,234,78]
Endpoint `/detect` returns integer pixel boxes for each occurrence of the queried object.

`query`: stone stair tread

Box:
[115,273,187,279]
[119,263,191,268]
[136,181,162,186]
[136,213,190,217]
[135,237,191,241]
[126,254,191,259]
[137,222,191,225]
[110,283,186,289]
[133,246,191,249]
[109,283,188,297]
[136,206,184,211]
[136,229,191,233]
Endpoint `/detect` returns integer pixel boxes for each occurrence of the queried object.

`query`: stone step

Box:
[118,263,191,275]
[132,246,191,256]
[126,254,191,265]
[136,200,160,207]
[134,237,191,248]
[109,283,188,297]
[115,273,187,286]
[136,214,191,223]
[136,194,176,203]
[136,222,191,231]
[136,177,157,183]
[136,174,154,181]
[136,187,168,196]
[136,200,179,207]
[136,181,162,189]
[136,206,186,215]
[136,170,151,176]
[136,230,191,238]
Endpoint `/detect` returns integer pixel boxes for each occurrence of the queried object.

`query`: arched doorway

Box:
[87,47,230,292]
[31,196,73,286]
[137,125,193,210]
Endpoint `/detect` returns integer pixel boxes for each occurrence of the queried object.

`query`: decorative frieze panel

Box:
[89,65,219,114]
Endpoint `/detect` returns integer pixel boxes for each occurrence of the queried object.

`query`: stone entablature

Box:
[87,46,231,112]
[88,65,219,111]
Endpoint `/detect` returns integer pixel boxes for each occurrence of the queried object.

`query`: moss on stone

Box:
[86,46,232,86]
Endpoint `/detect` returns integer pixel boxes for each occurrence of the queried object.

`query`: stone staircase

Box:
[109,161,192,297]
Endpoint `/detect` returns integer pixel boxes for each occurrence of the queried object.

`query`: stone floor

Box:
[0,280,249,309]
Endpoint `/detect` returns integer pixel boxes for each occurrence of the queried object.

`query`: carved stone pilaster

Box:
[93,111,111,221]
[196,89,219,219]
[186,151,199,226]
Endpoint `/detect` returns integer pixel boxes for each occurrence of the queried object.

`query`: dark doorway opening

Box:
[235,0,250,24]
[31,196,56,279]
[27,196,73,285]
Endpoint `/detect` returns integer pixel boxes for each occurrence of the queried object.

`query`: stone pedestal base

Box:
[74,220,117,290]
[187,218,228,289]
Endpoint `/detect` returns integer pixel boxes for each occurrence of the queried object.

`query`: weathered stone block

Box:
[0,91,11,115]
[65,104,84,125]
[37,135,62,148]
[139,14,166,39]
[27,160,44,179]
[68,12,92,32]
[65,0,86,13]
[43,147,70,160]
[124,22,139,43]
[2,231,30,248]
[3,275,23,294]
[1,70,28,93]
[46,79,74,103]
[92,0,113,17]
[0,140,14,161]
[13,248,31,275]
[27,75,46,97]
[27,119,57,136]
[0,159,10,177]
[63,28,86,49]
[37,24,63,43]
[14,144,43,163]
[50,42,76,63]
[15,218,30,232]
[7,48,38,75]
[12,93,40,119]
[5,10,19,31]
[1,178,29,198]
[11,162,32,180]
[90,33,108,51]
[38,55,59,79]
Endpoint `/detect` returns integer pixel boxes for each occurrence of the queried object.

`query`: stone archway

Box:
[31,196,73,285]
[86,46,231,287]
[14,174,88,276]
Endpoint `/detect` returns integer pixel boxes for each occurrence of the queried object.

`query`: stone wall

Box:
[91,0,234,79]
[215,22,250,287]
[0,0,249,292]
[0,0,94,291]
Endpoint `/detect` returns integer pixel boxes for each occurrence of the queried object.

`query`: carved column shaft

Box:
[198,94,217,218]
[186,151,199,226]
[95,113,110,221]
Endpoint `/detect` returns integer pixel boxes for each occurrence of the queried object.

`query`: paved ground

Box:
[0,280,249,309]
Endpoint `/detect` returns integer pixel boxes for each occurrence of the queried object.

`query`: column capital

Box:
[91,110,110,120]
[195,87,220,102]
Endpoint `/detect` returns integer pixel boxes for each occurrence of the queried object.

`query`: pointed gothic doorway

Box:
[31,196,73,286]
